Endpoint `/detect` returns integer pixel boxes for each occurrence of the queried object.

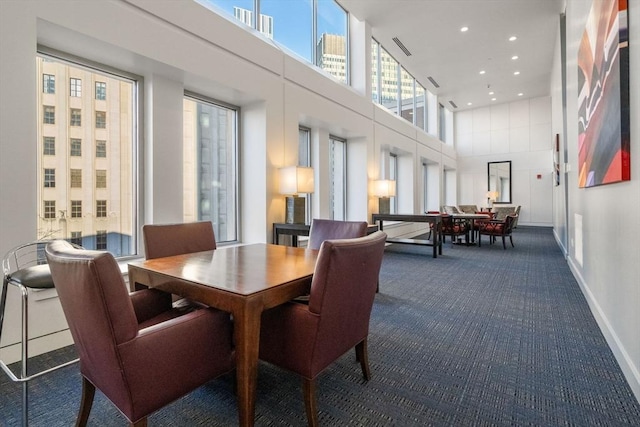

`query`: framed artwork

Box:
[554,134,560,186]
[577,0,630,188]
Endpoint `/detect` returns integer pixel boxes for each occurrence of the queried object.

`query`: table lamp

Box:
[279,166,314,224]
[486,191,499,207]
[373,180,396,214]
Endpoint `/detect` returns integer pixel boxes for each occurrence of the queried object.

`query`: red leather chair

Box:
[45,240,234,426]
[259,231,387,426]
[142,221,216,260]
[477,214,518,249]
[307,219,368,250]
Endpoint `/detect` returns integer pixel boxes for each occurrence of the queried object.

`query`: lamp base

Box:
[378,198,390,215]
[285,196,306,224]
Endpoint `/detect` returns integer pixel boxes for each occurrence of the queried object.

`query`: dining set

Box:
[36,219,387,427]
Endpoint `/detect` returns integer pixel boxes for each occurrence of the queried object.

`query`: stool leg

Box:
[21,285,29,427]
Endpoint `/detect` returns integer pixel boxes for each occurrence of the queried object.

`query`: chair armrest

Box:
[129,288,172,324]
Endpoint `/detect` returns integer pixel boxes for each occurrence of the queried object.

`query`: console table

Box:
[371,213,443,258]
[273,222,379,247]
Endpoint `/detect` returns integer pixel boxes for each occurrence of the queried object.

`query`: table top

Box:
[128,243,318,296]
[372,213,441,222]
[450,213,493,219]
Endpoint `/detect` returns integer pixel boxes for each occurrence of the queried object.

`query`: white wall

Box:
[559,0,640,401]
[455,97,554,226]
[0,0,455,360]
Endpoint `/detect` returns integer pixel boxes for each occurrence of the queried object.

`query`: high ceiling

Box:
[337,0,565,112]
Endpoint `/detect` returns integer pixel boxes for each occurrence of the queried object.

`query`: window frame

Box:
[70,77,82,97]
[70,138,82,156]
[329,135,347,220]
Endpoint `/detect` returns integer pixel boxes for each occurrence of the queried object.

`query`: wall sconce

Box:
[486,191,500,207]
[279,166,314,224]
[373,179,396,214]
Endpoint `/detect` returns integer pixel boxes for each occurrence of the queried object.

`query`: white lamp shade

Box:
[373,180,396,198]
[486,191,499,201]
[279,166,314,195]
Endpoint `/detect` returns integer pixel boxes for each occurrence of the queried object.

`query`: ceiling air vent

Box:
[449,101,458,109]
[392,37,412,56]
[427,76,440,88]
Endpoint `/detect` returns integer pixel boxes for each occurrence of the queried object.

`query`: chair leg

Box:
[355,338,371,380]
[131,419,147,427]
[502,236,506,249]
[509,235,514,247]
[302,378,319,427]
[75,377,95,427]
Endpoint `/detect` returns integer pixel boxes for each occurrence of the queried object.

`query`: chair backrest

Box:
[443,205,460,214]
[458,205,478,214]
[307,231,387,367]
[45,240,138,397]
[307,219,368,250]
[143,221,216,259]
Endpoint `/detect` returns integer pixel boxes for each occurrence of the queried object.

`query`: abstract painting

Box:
[577,0,629,188]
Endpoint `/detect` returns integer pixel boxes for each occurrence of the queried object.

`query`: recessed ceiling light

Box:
[489,91,494,95]
[467,102,473,106]
[491,98,497,101]
[479,70,486,75]
[514,71,520,75]
[509,36,517,41]
[460,26,469,32]
[518,93,524,96]
[511,55,519,60]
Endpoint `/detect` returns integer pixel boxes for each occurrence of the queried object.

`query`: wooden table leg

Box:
[233,298,263,427]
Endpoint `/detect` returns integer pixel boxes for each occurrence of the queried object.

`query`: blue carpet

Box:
[1,226,639,426]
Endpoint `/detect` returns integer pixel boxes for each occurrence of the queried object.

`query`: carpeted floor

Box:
[1,226,639,426]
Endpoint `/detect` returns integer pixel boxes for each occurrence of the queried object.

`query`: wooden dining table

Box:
[127,243,319,427]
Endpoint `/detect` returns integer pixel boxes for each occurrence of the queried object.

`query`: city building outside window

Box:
[44,200,56,219]
[95,81,106,100]
[95,111,106,128]
[96,170,107,188]
[70,108,81,126]
[70,138,81,156]
[43,137,55,155]
[70,169,82,188]
[96,140,106,157]
[70,78,82,97]
[96,200,107,217]
[183,93,238,243]
[37,52,138,255]
[43,106,55,124]
[71,200,82,218]
[70,231,82,246]
[44,168,55,188]
[43,74,55,94]
[96,230,107,250]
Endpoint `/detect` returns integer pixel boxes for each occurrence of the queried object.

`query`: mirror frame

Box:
[487,161,512,204]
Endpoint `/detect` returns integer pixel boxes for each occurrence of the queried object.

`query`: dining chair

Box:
[440,214,467,244]
[259,231,387,426]
[307,218,368,250]
[45,240,234,426]
[142,221,216,260]
[477,214,518,249]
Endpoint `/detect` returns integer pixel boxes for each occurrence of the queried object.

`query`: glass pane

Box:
[316,0,348,83]
[400,67,414,124]
[183,97,238,243]
[380,47,399,114]
[298,127,311,223]
[415,84,426,130]
[389,154,397,214]
[371,39,379,103]
[199,0,256,29]
[330,137,346,220]
[36,55,136,257]
[261,0,313,61]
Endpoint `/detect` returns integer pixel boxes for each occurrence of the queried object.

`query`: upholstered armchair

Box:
[440,214,467,244]
[45,240,234,426]
[259,231,387,426]
[477,214,518,249]
[307,218,368,250]
[142,221,216,260]
[457,204,479,214]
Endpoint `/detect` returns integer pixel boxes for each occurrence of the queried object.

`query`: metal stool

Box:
[0,241,79,426]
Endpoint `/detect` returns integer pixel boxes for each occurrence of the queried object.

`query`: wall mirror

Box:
[487,161,512,204]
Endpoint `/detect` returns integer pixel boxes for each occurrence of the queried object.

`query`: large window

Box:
[379,46,399,113]
[43,74,55,94]
[202,0,348,83]
[299,127,312,223]
[36,53,138,255]
[329,136,346,220]
[183,94,238,243]
[389,153,397,214]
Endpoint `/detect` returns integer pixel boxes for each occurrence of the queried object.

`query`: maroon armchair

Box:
[45,240,234,426]
[143,221,216,260]
[307,218,368,250]
[259,231,387,426]
[477,214,518,249]
[440,213,467,244]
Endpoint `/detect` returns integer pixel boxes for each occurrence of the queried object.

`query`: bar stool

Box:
[0,241,79,426]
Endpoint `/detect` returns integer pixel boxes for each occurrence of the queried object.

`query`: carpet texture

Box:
[1,226,639,426]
